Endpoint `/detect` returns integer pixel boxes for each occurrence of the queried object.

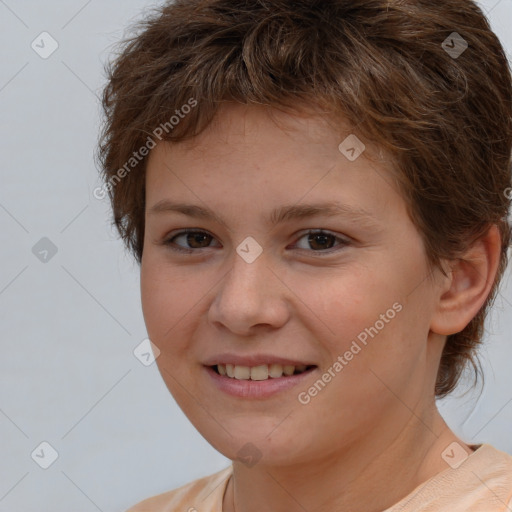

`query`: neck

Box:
[223,403,469,512]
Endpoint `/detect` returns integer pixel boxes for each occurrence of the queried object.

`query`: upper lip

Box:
[203,354,316,367]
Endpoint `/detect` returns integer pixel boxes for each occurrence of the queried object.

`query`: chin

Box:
[204,425,312,468]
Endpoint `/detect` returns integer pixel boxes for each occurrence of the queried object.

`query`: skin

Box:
[140,102,501,512]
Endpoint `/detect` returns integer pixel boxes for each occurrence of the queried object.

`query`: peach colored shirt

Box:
[126,443,512,511]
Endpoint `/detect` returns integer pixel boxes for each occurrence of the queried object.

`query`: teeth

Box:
[215,363,310,380]
[250,365,268,381]
[283,365,295,376]
[234,366,251,379]
[268,363,284,378]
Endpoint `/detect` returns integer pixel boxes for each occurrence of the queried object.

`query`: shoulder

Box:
[125,465,233,512]
[387,443,512,512]
[451,443,512,510]
[472,443,512,505]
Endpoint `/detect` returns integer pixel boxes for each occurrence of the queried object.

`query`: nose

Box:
[207,250,290,336]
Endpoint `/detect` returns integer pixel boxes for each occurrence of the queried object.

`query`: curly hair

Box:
[96,0,512,398]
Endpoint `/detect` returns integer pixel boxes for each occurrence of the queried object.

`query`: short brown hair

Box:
[96,0,512,398]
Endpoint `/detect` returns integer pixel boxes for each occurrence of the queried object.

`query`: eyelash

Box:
[161,229,350,255]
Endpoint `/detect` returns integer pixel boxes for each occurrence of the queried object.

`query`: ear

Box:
[430,224,503,336]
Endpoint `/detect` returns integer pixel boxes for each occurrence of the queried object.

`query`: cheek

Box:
[293,266,400,348]
[292,256,429,377]
[140,258,197,350]
[140,260,201,398]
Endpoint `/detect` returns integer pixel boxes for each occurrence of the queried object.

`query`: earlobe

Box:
[430,224,502,336]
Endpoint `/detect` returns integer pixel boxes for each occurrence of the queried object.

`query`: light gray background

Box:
[0,1,511,510]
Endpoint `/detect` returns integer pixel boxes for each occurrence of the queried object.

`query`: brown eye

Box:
[294,230,349,253]
[183,232,213,248]
[307,232,336,250]
[164,230,219,252]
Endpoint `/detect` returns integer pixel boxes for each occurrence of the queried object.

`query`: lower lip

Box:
[204,365,317,399]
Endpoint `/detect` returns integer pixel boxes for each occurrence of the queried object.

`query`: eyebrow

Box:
[147,199,380,229]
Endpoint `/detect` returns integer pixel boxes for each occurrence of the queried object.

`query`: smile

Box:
[212,363,315,381]
[205,363,318,399]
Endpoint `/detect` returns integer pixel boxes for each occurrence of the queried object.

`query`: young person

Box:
[96,1,512,510]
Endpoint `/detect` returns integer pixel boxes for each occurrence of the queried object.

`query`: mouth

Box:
[204,362,318,399]
[210,363,317,381]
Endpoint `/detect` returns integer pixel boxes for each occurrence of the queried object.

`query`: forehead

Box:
[186,103,362,153]
[147,102,388,178]
[144,104,409,236]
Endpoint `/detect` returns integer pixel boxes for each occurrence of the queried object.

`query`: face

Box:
[140,103,444,466]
